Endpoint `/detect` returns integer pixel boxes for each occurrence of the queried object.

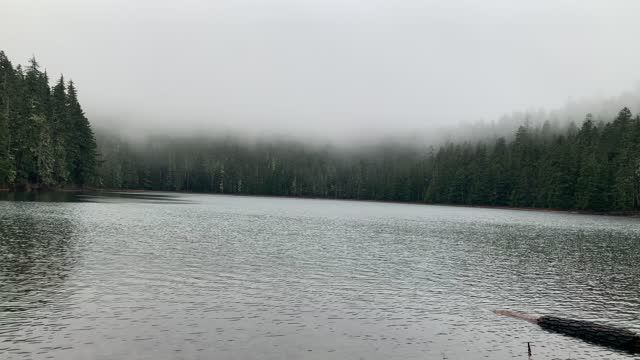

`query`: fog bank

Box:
[3,0,640,143]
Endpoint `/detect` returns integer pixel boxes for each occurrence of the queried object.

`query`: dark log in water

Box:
[495,310,640,354]
[538,315,640,353]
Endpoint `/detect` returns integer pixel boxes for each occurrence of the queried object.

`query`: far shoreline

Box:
[3,187,640,218]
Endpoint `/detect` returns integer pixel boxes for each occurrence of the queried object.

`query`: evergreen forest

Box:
[0,51,97,190]
[2,52,640,213]
[96,109,640,212]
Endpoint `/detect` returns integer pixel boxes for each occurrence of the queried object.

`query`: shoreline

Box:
[5,187,638,217]
[109,189,640,217]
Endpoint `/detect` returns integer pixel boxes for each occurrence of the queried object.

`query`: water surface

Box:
[1,193,639,359]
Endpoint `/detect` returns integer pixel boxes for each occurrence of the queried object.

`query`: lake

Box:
[1,192,639,359]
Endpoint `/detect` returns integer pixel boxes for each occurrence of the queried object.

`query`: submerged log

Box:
[538,315,640,353]
[495,310,640,354]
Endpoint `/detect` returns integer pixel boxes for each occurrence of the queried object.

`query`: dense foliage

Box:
[0,51,97,190]
[98,108,640,212]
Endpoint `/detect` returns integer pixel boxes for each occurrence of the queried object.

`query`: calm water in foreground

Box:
[1,192,639,360]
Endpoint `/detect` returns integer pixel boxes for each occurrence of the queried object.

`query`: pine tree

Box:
[51,76,69,184]
[66,80,97,186]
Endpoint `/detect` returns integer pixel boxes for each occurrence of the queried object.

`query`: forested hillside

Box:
[97,108,640,212]
[0,51,97,190]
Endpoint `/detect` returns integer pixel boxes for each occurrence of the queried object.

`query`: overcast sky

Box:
[2,0,640,140]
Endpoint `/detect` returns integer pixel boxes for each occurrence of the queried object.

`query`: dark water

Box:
[1,192,639,360]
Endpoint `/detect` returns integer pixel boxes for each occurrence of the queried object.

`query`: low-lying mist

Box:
[95,100,640,214]
[94,86,640,149]
[6,0,640,148]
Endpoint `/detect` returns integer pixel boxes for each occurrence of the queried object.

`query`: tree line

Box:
[97,108,640,212]
[0,51,97,190]
[2,51,640,213]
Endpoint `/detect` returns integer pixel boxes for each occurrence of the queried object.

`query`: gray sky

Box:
[2,0,640,140]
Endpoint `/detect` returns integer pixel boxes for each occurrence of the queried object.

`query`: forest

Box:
[2,52,640,212]
[0,51,96,190]
[96,109,640,212]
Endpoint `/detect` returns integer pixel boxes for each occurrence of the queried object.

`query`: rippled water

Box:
[1,192,640,359]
